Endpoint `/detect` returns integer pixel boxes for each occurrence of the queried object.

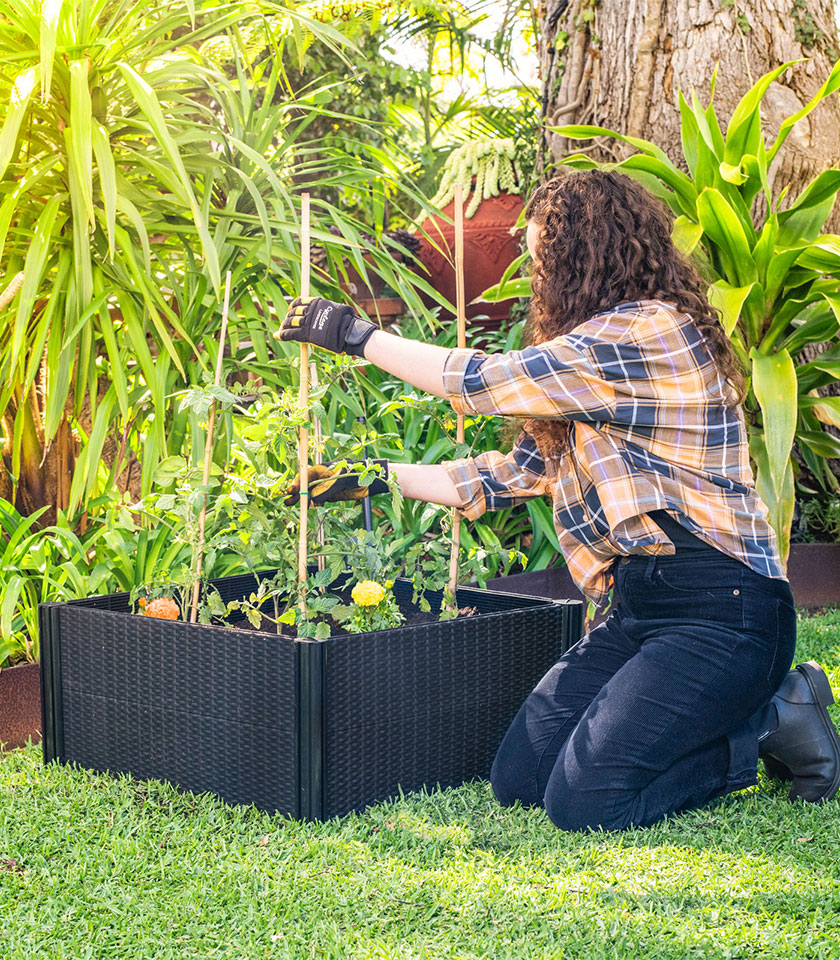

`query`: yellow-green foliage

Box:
[431,138,525,217]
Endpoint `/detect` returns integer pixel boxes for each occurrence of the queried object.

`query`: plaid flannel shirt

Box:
[441,300,785,609]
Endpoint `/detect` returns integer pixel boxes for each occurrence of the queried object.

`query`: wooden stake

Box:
[297,194,311,617]
[190,270,232,623]
[311,360,326,574]
[447,183,466,600]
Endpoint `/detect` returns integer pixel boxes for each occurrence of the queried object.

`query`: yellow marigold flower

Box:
[351,580,386,607]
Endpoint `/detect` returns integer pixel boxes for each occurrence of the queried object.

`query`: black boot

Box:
[759,661,840,803]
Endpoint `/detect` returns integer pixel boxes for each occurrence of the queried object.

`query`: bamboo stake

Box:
[190,270,232,623]
[311,359,326,573]
[447,183,466,600]
[297,194,312,616]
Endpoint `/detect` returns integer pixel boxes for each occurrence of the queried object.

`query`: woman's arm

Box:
[390,430,551,519]
[389,462,463,507]
[364,330,450,397]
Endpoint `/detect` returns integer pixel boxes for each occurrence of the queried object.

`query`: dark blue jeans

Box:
[490,549,797,831]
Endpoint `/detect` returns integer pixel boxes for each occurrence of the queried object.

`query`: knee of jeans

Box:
[489,748,537,808]
[543,766,626,833]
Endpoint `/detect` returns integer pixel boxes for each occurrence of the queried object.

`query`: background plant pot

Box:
[355,297,405,329]
[486,567,609,630]
[490,545,840,625]
[787,543,840,609]
[40,573,583,819]
[0,662,42,751]
[418,190,524,336]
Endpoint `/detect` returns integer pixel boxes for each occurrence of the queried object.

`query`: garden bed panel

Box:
[40,598,300,817]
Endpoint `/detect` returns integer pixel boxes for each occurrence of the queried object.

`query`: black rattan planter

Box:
[39,574,582,820]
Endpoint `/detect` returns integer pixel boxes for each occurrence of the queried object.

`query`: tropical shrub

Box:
[0,0,444,518]
[546,61,840,562]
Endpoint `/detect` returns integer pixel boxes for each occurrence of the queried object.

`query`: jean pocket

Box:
[627,559,744,627]
[654,559,746,596]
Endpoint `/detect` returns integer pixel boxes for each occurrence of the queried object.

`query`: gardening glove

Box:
[275,297,378,357]
[284,460,389,507]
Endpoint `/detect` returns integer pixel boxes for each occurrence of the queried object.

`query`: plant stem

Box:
[311,360,326,575]
[189,271,232,623]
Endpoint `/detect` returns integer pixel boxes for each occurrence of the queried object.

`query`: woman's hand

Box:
[276,296,458,398]
[284,460,389,506]
[275,297,378,357]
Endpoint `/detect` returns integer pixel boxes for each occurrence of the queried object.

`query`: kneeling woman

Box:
[280,170,840,830]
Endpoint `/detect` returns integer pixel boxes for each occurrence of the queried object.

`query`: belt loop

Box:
[644,555,657,584]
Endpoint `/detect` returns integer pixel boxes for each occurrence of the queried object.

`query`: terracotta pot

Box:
[418,190,524,337]
[0,662,42,751]
[355,297,405,329]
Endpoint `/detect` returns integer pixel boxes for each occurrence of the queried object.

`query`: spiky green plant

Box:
[0,0,441,516]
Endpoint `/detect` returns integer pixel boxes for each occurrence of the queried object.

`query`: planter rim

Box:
[43,575,576,645]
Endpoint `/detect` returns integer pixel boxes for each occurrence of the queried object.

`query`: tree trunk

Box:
[540,0,840,208]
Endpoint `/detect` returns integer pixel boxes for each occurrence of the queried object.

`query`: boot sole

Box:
[791,661,840,803]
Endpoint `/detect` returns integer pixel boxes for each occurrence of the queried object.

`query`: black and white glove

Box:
[275,297,378,357]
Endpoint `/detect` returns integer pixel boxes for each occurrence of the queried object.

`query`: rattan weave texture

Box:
[321,602,568,817]
[56,605,298,814]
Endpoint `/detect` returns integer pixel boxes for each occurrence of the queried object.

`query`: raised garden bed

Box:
[39,572,582,820]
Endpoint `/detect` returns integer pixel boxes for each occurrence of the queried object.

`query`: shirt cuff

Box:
[442,348,482,416]
[442,457,487,520]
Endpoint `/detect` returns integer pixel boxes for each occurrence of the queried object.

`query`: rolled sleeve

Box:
[441,348,479,416]
[442,338,616,421]
[442,456,487,520]
[443,431,551,519]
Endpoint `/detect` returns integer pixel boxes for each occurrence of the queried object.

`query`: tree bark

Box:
[540,0,840,210]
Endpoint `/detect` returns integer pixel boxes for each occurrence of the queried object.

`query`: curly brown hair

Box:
[520,170,745,459]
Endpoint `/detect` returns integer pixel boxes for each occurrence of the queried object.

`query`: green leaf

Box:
[768,58,840,164]
[117,62,221,292]
[39,0,61,99]
[476,276,531,303]
[750,431,794,566]
[719,161,748,185]
[696,188,757,287]
[796,429,840,458]
[781,299,840,354]
[671,216,703,256]
[154,456,187,486]
[554,124,673,165]
[799,397,840,429]
[11,195,65,375]
[708,281,760,336]
[69,58,95,226]
[751,348,797,499]
[0,575,24,639]
[0,67,37,182]
[778,170,840,245]
[91,123,117,259]
[725,61,797,164]
[795,235,840,274]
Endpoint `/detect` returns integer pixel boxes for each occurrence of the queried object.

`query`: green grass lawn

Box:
[3,611,840,960]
